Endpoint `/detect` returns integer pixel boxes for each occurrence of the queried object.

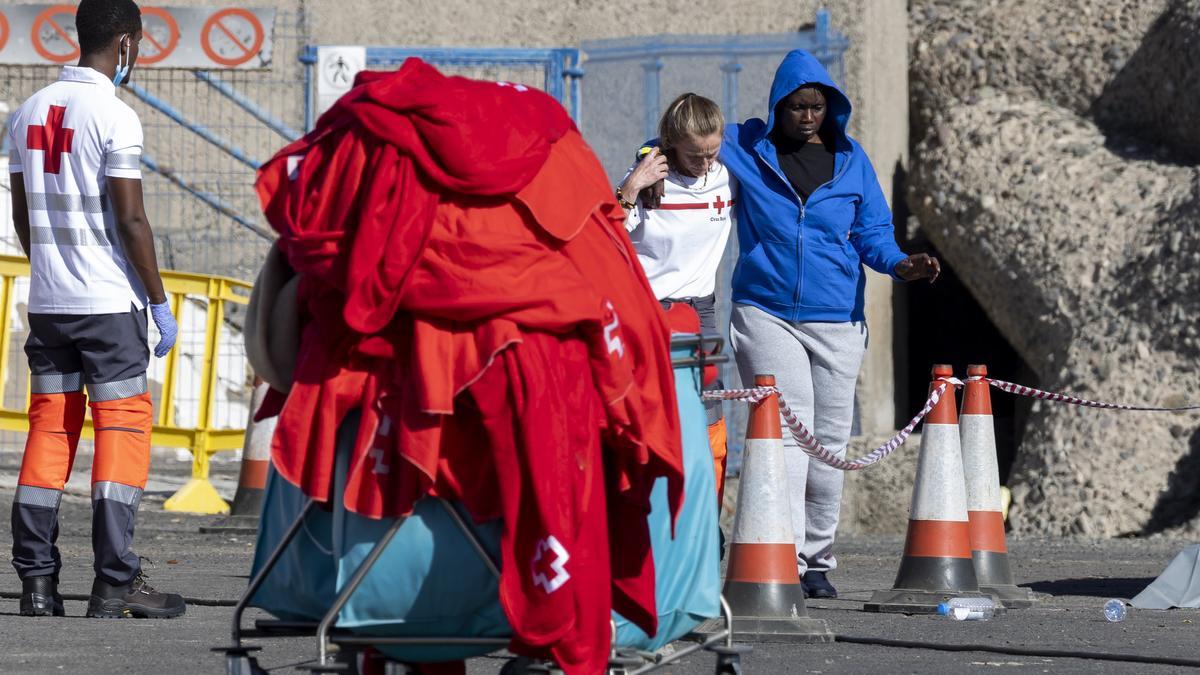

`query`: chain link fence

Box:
[0,11,309,284]
[0,10,312,460]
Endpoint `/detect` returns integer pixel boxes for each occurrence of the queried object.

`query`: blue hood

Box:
[763,49,852,146]
[719,49,908,324]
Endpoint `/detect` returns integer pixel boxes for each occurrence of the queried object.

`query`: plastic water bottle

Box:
[936,597,996,621]
[1103,598,1127,622]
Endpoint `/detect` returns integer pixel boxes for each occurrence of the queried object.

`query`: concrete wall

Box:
[841,0,910,435]
[297,0,910,436]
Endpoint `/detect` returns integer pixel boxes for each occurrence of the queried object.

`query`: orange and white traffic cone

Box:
[722,374,833,642]
[865,365,996,614]
[961,364,1040,608]
[200,380,275,534]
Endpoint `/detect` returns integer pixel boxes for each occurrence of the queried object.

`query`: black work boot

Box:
[19,576,65,617]
[86,572,186,619]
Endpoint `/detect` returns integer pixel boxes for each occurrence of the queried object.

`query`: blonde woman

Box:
[616,92,735,522]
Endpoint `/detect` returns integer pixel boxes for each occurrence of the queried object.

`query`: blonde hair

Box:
[658,93,724,150]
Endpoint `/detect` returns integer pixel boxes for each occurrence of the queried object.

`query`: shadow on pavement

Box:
[1028,577,1154,598]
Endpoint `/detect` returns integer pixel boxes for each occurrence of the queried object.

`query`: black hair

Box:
[76,0,141,56]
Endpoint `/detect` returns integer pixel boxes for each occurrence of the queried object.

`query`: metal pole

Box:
[721,595,734,648]
[436,499,501,579]
[126,83,262,170]
[303,50,316,132]
[139,153,272,240]
[641,57,663,141]
[193,71,302,142]
[230,499,318,645]
[565,51,585,124]
[316,515,408,665]
[545,49,566,107]
[721,59,742,124]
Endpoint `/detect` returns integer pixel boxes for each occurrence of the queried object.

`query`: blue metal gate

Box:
[580,13,850,464]
[579,10,848,179]
[299,46,583,131]
[298,13,850,466]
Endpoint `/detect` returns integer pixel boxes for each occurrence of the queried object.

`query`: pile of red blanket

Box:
[254,59,684,674]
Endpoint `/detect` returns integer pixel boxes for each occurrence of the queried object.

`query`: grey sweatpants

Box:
[730,303,867,575]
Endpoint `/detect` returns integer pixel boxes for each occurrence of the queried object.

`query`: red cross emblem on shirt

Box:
[27,105,74,175]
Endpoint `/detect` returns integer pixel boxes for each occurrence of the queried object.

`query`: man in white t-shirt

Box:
[616,93,736,534]
[7,0,183,620]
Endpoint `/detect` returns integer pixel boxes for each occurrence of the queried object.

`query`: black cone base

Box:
[865,556,1003,614]
[715,581,834,643]
[980,583,1044,609]
[973,550,1013,587]
[972,550,1043,608]
[863,587,1001,614]
[724,580,809,618]
[892,555,980,593]
[732,616,834,643]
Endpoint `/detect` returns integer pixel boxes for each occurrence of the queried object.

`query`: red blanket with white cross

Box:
[254,59,683,674]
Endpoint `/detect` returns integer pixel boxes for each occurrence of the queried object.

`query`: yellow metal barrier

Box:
[0,254,252,515]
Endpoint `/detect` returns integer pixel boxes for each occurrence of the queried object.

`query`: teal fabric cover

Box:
[334,498,509,662]
[248,466,338,622]
[613,338,722,649]
[248,344,720,661]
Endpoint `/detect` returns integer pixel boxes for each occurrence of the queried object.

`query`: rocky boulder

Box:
[909,0,1200,536]
[1093,0,1200,162]
[909,0,1165,145]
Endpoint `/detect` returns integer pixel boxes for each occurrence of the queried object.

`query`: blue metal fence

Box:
[292,18,849,469]
[580,9,849,179]
[0,11,311,283]
[298,46,583,132]
[577,14,850,467]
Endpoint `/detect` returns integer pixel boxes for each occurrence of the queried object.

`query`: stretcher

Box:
[217,334,745,674]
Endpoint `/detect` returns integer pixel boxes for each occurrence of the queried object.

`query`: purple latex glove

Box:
[149,301,177,358]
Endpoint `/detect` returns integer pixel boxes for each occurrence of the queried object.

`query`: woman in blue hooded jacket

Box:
[722,50,939,598]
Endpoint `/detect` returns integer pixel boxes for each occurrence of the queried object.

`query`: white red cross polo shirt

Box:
[8,66,148,314]
[623,159,736,300]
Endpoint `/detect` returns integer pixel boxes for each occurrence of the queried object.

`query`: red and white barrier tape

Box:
[705,376,1200,471]
[702,377,961,471]
[977,377,1200,411]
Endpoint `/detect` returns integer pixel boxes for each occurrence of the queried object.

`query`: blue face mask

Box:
[112,35,129,86]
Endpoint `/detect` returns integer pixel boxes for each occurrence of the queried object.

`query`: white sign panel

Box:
[316,46,366,116]
[0,5,276,69]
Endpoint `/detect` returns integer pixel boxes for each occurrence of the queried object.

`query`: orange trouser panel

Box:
[91,392,152,489]
[19,392,87,490]
[708,417,728,513]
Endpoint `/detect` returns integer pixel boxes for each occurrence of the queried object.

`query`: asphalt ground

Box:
[0,448,1197,674]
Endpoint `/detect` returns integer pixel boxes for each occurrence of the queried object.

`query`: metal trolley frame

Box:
[215,335,747,674]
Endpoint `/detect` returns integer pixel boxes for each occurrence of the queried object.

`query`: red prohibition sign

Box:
[0,12,11,53]
[201,8,264,68]
[32,4,79,64]
[138,7,180,65]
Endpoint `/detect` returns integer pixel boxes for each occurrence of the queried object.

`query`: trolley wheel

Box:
[500,656,560,674]
[214,646,267,675]
[607,649,643,675]
[708,644,750,675]
[714,654,741,675]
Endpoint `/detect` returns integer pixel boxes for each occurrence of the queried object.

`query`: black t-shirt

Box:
[775,137,835,204]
